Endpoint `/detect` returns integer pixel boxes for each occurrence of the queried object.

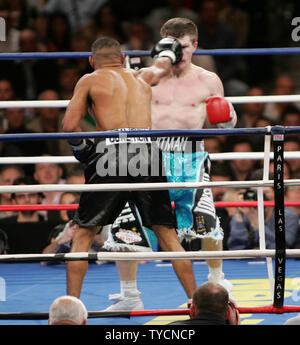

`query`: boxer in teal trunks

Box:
[160,137,223,242]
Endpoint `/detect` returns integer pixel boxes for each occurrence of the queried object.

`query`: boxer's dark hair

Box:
[160,18,198,44]
[91,37,122,60]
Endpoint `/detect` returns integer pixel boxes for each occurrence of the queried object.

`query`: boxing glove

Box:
[205,96,237,128]
[69,138,95,164]
[151,38,182,65]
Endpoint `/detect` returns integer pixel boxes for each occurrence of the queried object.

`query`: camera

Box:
[243,189,257,201]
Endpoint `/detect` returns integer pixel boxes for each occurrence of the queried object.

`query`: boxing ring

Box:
[0,48,300,326]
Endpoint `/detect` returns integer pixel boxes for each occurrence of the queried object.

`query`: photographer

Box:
[227,169,299,250]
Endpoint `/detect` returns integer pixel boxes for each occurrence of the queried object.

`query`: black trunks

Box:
[73,129,176,229]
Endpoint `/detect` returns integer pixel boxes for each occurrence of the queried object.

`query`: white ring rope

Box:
[1,151,300,165]
[0,95,300,108]
[0,249,300,262]
[0,179,299,194]
[0,156,77,165]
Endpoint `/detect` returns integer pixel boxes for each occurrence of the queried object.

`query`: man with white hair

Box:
[48,295,88,325]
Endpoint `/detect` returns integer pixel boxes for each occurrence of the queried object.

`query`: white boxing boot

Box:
[104,291,144,311]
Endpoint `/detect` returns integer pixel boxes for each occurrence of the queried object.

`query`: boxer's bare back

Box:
[63,67,153,132]
[63,45,173,134]
[89,68,152,131]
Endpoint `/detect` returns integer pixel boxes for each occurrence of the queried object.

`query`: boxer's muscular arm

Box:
[207,72,225,98]
[62,74,95,163]
[137,57,172,86]
[62,75,90,134]
[205,73,237,128]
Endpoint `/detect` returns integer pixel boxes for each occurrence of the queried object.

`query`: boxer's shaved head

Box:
[91,37,122,64]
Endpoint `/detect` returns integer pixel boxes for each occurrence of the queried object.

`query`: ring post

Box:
[271,126,286,308]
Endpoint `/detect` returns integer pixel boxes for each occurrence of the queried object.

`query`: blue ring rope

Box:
[1,47,300,60]
[0,128,265,142]
[0,126,299,142]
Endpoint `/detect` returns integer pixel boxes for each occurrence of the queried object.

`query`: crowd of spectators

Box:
[0,162,87,254]
[0,0,299,97]
[0,0,300,254]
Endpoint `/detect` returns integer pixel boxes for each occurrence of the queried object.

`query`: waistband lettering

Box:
[106,137,152,145]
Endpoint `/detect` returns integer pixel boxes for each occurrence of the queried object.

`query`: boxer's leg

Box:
[104,259,144,311]
[175,151,232,294]
[104,203,152,311]
[192,173,232,293]
[153,225,197,299]
[67,225,100,297]
[202,237,223,279]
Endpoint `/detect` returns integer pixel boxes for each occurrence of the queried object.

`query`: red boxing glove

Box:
[205,96,236,128]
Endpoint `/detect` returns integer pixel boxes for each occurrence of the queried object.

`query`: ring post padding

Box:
[259,133,274,299]
[272,126,286,308]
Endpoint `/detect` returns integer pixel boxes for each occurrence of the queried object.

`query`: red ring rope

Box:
[1,201,300,211]
[1,305,300,320]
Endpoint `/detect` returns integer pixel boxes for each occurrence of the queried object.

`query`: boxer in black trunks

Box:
[62,37,197,300]
[72,130,172,230]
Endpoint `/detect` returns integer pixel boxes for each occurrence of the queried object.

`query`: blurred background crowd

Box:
[0,0,300,255]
